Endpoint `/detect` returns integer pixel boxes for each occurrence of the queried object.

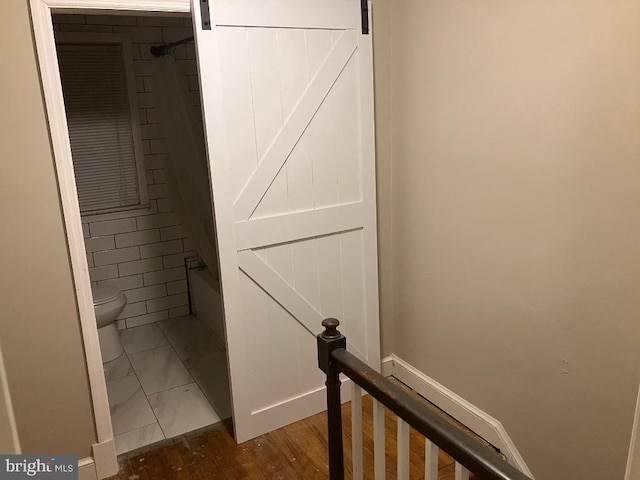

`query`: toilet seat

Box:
[91,284,127,363]
[92,285,122,306]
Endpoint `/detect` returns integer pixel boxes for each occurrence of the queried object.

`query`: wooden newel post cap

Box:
[322,318,341,338]
[318,318,346,374]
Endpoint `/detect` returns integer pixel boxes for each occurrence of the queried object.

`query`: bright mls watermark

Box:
[0,456,77,480]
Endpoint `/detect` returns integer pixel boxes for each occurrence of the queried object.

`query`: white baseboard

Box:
[383,354,534,479]
[380,355,393,377]
[78,457,97,480]
[93,439,118,479]
[78,438,118,480]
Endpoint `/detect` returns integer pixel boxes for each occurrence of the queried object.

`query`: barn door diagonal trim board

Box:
[232,30,358,221]
[238,250,324,335]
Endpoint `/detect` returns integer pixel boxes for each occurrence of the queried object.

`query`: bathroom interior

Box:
[52,12,231,455]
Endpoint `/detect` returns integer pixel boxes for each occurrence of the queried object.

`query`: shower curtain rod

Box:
[150,36,194,57]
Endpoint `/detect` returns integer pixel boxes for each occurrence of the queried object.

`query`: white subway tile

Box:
[137,16,185,27]
[113,25,163,43]
[115,229,160,248]
[146,293,188,313]
[173,44,187,60]
[146,109,160,125]
[84,235,115,253]
[186,43,196,59]
[188,90,202,107]
[118,257,164,277]
[157,198,172,213]
[149,139,165,154]
[134,60,154,77]
[140,124,160,140]
[182,238,194,252]
[143,77,155,93]
[176,59,198,76]
[144,154,165,170]
[166,280,188,295]
[86,253,94,268]
[143,267,185,286]
[147,200,159,215]
[137,92,155,109]
[131,44,141,60]
[60,24,113,33]
[147,184,168,200]
[89,265,119,282]
[135,76,144,93]
[162,27,193,43]
[82,223,90,238]
[187,75,200,92]
[163,251,197,269]
[87,15,137,26]
[94,246,140,267]
[138,43,154,61]
[143,139,151,155]
[153,169,166,184]
[90,218,137,237]
[99,275,144,291]
[137,212,179,230]
[124,284,167,303]
[146,170,155,186]
[140,240,183,259]
[160,225,186,241]
[117,301,147,320]
[116,320,127,331]
[169,305,190,318]
[138,108,147,124]
[53,14,86,24]
[126,311,168,329]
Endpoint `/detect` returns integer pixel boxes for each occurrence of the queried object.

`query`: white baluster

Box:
[397,418,410,480]
[455,462,470,480]
[351,383,363,480]
[425,439,438,480]
[373,399,385,480]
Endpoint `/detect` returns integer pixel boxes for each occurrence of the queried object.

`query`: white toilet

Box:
[91,285,127,363]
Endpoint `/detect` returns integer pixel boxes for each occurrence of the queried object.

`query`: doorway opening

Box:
[52,11,230,456]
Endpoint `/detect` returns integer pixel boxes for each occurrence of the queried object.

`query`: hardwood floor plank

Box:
[110,393,488,480]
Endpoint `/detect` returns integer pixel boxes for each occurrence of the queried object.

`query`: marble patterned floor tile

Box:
[129,345,193,395]
[106,375,156,436]
[158,316,216,369]
[103,353,134,382]
[120,323,168,355]
[148,383,221,438]
[114,422,165,455]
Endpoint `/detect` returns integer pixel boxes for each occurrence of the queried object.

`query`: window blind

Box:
[57,43,140,213]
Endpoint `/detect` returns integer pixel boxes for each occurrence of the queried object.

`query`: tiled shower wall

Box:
[53,14,203,329]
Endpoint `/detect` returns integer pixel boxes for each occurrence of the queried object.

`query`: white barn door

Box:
[192,0,379,442]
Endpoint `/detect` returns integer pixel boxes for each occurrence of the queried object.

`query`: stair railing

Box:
[317,318,533,480]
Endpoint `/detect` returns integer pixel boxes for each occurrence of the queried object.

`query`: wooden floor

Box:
[110,394,485,480]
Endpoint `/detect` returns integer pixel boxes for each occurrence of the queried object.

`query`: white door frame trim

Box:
[624,381,640,479]
[0,344,20,454]
[29,0,189,477]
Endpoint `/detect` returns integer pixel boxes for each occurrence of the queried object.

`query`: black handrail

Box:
[317,318,532,480]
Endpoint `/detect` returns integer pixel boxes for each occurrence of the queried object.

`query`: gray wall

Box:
[0,0,96,457]
[379,1,640,478]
